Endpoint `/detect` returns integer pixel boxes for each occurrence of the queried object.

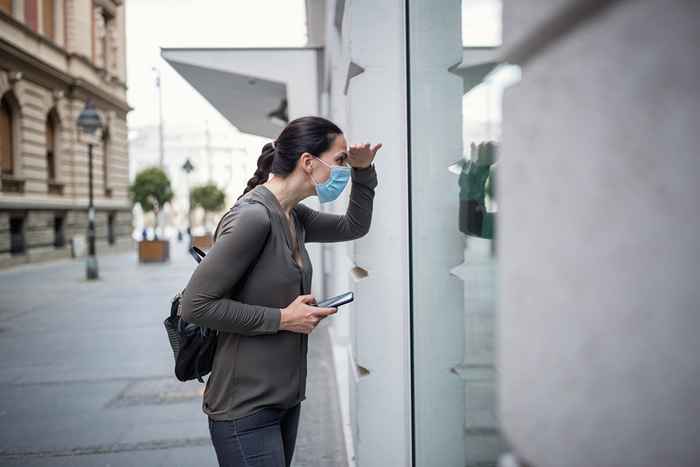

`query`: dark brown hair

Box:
[238,116,343,200]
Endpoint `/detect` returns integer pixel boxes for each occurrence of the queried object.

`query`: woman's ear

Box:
[300,152,315,173]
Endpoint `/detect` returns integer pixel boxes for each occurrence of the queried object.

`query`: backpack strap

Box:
[215,199,273,299]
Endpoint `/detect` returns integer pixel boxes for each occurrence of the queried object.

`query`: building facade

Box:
[164,1,700,467]
[0,0,131,269]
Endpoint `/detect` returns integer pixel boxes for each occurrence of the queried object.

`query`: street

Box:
[0,241,347,467]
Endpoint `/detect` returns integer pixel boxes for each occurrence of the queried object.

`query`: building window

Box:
[53,214,65,248]
[46,108,64,195]
[46,112,56,180]
[0,0,12,16]
[102,127,111,196]
[93,6,114,72]
[0,94,14,176]
[107,212,115,245]
[42,0,55,40]
[25,0,38,31]
[10,215,26,255]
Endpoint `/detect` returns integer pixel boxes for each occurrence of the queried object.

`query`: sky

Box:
[125,0,307,131]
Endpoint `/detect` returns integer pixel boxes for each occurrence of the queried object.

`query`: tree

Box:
[129,167,174,240]
[190,182,226,234]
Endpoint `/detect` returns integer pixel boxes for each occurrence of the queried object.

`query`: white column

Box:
[341,0,413,466]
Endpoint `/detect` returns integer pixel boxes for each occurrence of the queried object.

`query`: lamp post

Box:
[77,99,103,280]
[152,66,165,168]
[181,158,195,248]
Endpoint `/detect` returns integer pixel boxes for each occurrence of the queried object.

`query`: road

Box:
[0,240,347,466]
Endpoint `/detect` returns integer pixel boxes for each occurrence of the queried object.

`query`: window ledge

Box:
[1,174,26,193]
[48,180,65,195]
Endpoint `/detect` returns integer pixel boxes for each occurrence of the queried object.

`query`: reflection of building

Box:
[0,0,131,269]
[128,124,252,235]
[163,1,700,467]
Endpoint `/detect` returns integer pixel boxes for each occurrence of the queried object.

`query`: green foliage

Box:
[190,182,226,213]
[128,167,174,214]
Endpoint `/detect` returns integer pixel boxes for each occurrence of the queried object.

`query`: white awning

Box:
[161,47,322,138]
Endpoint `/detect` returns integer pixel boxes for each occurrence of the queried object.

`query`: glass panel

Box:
[42,0,55,40]
[0,0,12,15]
[408,1,519,465]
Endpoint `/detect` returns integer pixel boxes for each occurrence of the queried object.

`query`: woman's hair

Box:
[238,116,343,200]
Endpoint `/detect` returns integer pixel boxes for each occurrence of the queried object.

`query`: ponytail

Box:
[239,141,275,200]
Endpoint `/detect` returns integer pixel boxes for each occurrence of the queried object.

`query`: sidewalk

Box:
[0,240,347,466]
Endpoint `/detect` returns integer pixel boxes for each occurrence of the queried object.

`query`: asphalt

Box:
[0,239,347,467]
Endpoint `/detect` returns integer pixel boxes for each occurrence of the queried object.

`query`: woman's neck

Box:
[262,175,309,216]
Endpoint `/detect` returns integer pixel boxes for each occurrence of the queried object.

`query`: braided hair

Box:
[238,116,343,200]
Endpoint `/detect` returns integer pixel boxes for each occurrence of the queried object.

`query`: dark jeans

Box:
[208,403,301,467]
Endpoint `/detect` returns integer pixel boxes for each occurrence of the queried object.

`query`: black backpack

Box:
[164,245,217,383]
[163,201,271,383]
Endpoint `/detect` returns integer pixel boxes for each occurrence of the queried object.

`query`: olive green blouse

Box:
[180,164,378,420]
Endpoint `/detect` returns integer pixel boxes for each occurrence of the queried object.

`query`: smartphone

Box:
[315,291,354,308]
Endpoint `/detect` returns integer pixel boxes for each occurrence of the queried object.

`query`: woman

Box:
[180,116,382,467]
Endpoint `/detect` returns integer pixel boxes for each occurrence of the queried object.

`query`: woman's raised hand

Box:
[348,142,382,169]
[279,294,337,334]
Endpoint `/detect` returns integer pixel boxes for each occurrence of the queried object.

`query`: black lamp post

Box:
[77,99,103,280]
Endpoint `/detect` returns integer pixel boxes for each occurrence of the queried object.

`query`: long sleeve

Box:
[295,163,378,243]
[180,202,281,335]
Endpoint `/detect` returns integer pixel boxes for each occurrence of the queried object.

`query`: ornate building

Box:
[0,0,131,268]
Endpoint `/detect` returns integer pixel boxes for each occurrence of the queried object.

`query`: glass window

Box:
[103,128,111,196]
[46,112,56,181]
[54,215,65,248]
[24,0,38,31]
[93,7,114,71]
[1,94,14,175]
[107,212,116,245]
[42,0,54,40]
[0,0,12,16]
[10,215,25,255]
[407,2,519,465]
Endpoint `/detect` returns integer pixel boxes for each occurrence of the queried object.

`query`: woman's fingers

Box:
[311,307,337,318]
[298,294,316,304]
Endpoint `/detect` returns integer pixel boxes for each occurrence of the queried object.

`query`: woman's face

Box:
[303,134,350,184]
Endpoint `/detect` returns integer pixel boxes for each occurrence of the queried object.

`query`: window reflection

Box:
[459,141,497,239]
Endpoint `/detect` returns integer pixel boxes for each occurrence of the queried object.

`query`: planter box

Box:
[138,239,170,263]
[191,234,213,251]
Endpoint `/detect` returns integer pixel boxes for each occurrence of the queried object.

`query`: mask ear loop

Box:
[308,156,330,186]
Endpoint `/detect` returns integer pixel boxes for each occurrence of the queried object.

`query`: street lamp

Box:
[152,66,165,168]
[77,99,103,280]
[181,158,195,248]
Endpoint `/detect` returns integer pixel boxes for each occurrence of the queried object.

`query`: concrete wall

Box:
[499,1,700,466]
[322,0,413,466]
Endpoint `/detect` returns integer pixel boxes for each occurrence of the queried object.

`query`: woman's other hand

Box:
[348,142,382,169]
[279,294,337,334]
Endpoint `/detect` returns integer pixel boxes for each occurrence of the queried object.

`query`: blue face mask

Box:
[310,156,351,203]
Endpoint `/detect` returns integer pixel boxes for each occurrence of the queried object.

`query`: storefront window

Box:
[408,1,518,465]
